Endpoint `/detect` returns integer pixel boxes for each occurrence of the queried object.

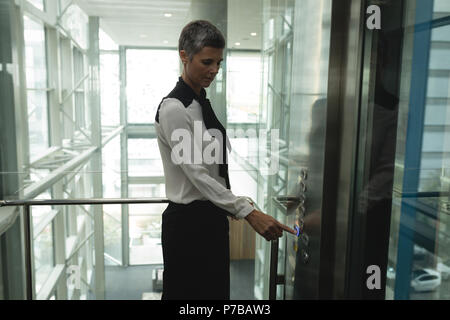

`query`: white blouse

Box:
[155,96,254,219]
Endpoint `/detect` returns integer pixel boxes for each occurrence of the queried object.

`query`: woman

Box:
[155,20,295,300]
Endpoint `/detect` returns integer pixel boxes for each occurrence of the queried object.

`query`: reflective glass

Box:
[128,200,166,265]
[129,213,163,265]
[128,184,164,198]
[127,139,164,178]
[227,52,262,123]
[254,0,305,300]
[102,135,121,198]
[126,50,179,123]
[60,4,88,49]
[349,0,450,300]
[24,17,47,89]
[100,53,120,126]
[27,90,49,157]
[73,48,86,128]
[24,16,49,159]
[102,137,122,265]
[34,223,54,295]
[386,2,450,300]
[31,189,52,229]
[103,205,122,266]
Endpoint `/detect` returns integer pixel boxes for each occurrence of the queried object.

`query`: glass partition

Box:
[386,0,450,299]
[126,49,179,124]
[59,3,88,49]
[102,136,122,265]
[227,51,262,124]
[24,15,49,160]
[255,0,297,300]
[33,223,54,295]
[3,0,270,300]
[353,0,450,300]
[100,53,120,127]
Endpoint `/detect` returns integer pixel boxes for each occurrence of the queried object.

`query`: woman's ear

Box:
[179,50,188,65]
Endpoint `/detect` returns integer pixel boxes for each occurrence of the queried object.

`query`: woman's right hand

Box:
[245,209,297,241]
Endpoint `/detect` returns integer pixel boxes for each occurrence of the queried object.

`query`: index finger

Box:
[277,222,297,236]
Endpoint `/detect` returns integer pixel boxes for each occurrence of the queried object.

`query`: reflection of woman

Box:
[155,20,295,299]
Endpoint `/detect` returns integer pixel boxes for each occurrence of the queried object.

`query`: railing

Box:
[1,198,169,300]
[0,197,282,300]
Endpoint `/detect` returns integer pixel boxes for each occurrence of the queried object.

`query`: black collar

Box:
[155,77,208,122]
[173,76,206,105]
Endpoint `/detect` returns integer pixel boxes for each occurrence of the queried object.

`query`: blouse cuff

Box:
[235,198,255,219]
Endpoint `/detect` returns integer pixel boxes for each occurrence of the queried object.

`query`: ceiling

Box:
[76,0,262,50]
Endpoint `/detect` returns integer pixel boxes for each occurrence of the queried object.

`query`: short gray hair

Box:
[178,20,225,60]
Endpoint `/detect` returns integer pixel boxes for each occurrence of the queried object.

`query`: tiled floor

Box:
[103,260,255,300]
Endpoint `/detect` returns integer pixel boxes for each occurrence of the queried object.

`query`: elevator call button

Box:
[294,225,300,237]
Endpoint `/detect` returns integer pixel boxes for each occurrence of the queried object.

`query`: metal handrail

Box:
[1,197,281,300]
[269,238,279,300]
[0,197,169,207]
[246,199,283,300]
[1,197,170,300]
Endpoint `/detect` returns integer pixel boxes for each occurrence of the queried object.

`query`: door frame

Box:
[316,0,367,299]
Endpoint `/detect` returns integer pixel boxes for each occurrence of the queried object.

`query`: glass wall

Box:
[127,138,165,265]
[386,0,450,300]
[73,47,88,130]
[351,0,450,300]
[254,0,296,300]
[227,51,262,124]
[24,15,49,159]
[100,52,120,129]
[102,136,122,265]
[226,51,262,211]
[126,50,179,124]
[0,0,108,300]
[33,223,53,293]
[59,3,89,49]
[2,0,274,300]
[100,31,122,267]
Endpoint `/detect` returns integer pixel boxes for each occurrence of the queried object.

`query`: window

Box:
[100,29,120,128]
[24,15,49,160]
[100,53,120,127]
[127,139,164,178]
[59,4,88,49]
[73,48,87,129]
[129,205,164,265]
[102,136,122,265]
[126,138,165,265]
[126,49,179,124]
[34,223,54,295]
[227,52,262,123]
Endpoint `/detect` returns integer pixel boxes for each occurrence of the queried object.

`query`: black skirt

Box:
[161,200,230,300]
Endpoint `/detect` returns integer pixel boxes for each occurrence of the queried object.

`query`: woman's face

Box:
[180,46,223,94]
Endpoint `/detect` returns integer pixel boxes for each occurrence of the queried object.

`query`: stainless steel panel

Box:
[285,0,333,299]
[328,0,366,298]
[283,0,365,299]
